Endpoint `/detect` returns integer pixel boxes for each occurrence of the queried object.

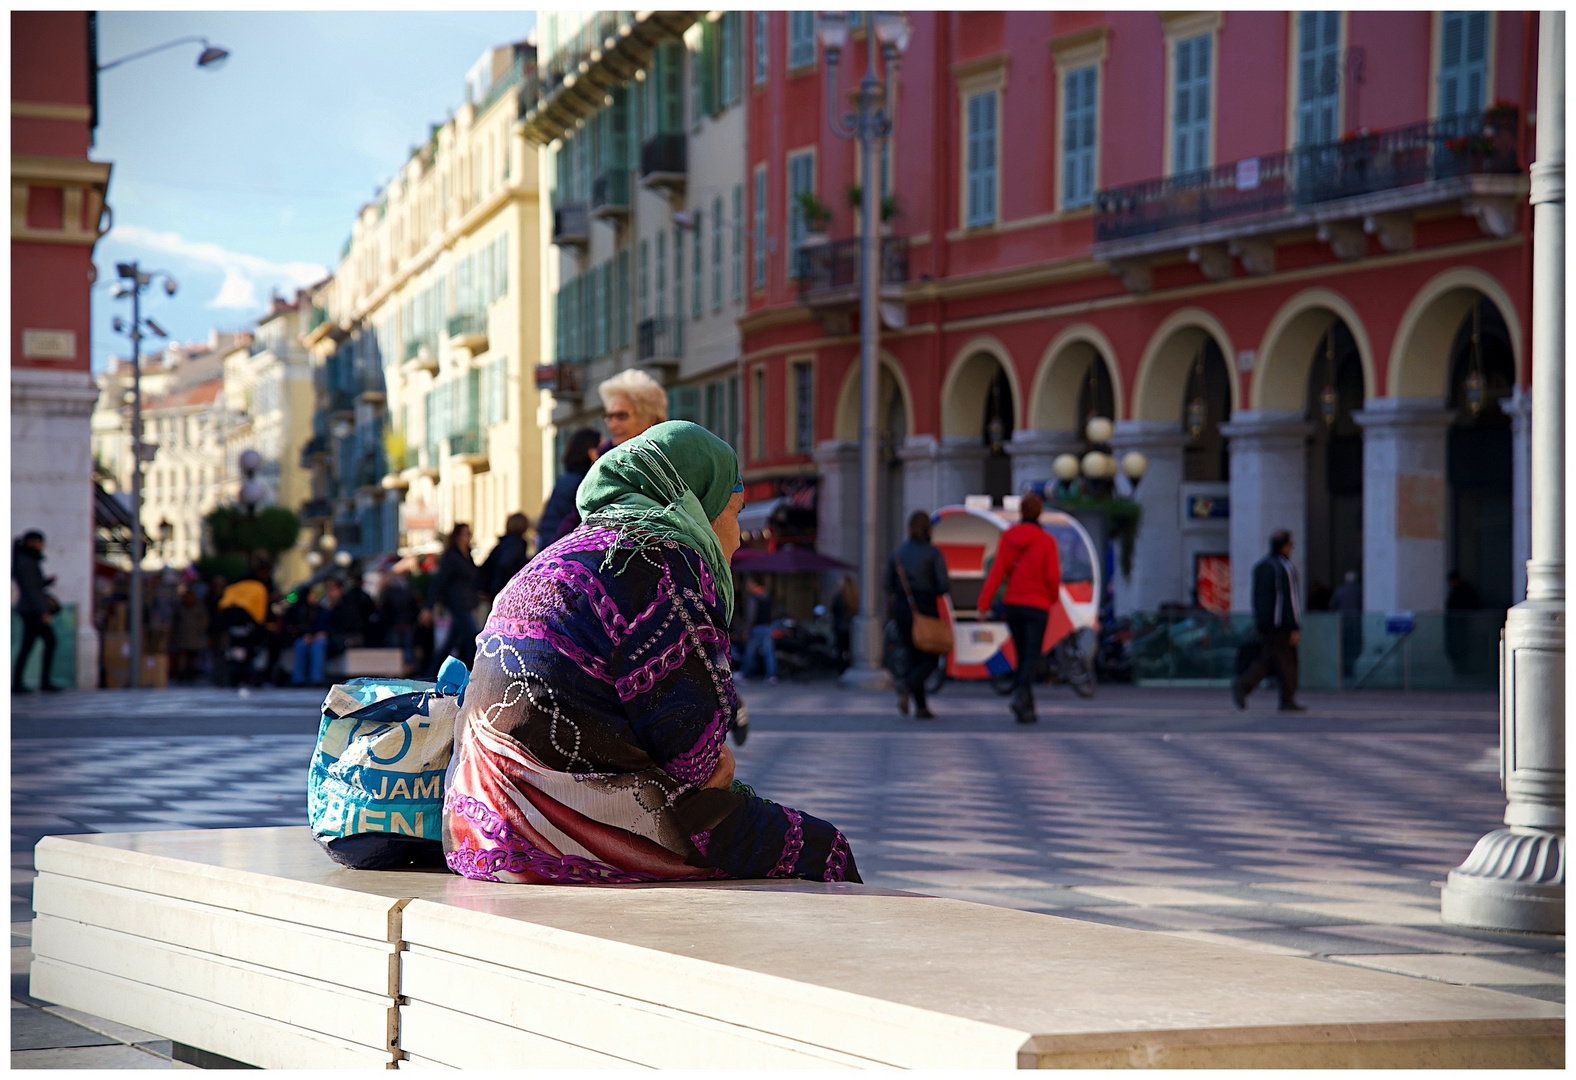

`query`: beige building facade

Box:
[527,11,746,462]
[323,41,548,563]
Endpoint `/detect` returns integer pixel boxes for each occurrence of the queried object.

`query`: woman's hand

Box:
[702,744,735,791]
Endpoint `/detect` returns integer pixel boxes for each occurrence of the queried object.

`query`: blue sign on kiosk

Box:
[1385,611,1416,635]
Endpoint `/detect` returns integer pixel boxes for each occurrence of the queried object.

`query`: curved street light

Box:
[97,35,230,73]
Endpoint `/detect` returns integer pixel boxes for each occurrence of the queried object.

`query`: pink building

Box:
[742,10,1538,634]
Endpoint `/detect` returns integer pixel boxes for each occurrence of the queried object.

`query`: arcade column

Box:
[933,436,987,509]
[1351,398,1455,614]
[1109,421,1189,613]
[812,439,860,568]
[1006,430,1081,497]
[1217,411,1312,614]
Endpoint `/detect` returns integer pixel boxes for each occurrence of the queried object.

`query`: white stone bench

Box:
[30,828,1564,1069]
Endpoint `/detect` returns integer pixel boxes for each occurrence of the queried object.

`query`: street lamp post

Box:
[818,11,911,689]
[1441,11,1564,933]
[97,36,230,73]
[113,262,177,689]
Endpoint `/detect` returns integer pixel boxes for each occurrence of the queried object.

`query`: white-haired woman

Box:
[539,368,671,550]
[598,367,668,449]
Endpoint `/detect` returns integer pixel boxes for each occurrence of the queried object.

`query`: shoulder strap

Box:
[894,559,918,607]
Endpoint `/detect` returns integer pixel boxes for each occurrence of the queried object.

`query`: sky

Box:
[91,11,534,372]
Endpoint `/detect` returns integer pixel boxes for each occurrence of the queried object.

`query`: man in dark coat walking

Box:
[12,530,61,693]
[1232,529,1305,712]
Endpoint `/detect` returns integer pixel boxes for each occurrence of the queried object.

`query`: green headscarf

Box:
[575,420,743,620]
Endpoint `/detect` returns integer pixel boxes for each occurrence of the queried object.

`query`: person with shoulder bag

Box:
[886,511,951,719]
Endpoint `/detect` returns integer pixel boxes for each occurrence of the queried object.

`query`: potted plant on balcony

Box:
[797,191,834,245]
[846,185,899,232]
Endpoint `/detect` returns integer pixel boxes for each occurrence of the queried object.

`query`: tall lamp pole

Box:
[1441,11,1563,933]
[818,11,912,688]
[113,262,177,688]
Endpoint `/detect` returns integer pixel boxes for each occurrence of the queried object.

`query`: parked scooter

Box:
[772,615,843,680]
[988,625,1098,698]
[1095,614,1135,683]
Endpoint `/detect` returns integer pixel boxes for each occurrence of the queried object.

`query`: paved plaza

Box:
[10,680,1563,1066]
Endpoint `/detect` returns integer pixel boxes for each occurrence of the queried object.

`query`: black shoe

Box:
[896,687,910,716]
[39,683,62,693]
[1015,711,1039,724]
[914,706,935,719]
[1278,701,1308,712]
[1231,682,1247,710]
[11,685,29,695]
[730,703,750,747]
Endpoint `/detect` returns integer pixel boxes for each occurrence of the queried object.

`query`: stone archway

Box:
[826,353,914,562]
[1130,308,1239,422]
[1253,289,1375,612]
[1388,267,1524,399]
[1027,325,1123,432]
[939,337,1020,505]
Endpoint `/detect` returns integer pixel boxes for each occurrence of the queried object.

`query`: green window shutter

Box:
[610,86,630,169]
[660,42,685,134]
[753,168,767,289]
[1296,12,1341,146]
[638,238,650,321]
[711,194,724,310]
[754,12,768,86]
[616,249,631,349]
[1172,34,1212,174]
[655,230,667,317]
[731,182,743,300]
[691,207,703,320]
[1062,65,1099,209]
[1439,11,1489,121]
[674,227,685,320]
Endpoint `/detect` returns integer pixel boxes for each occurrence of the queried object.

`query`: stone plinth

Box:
[1217,410,1313,614]
[1352,398,1456,614]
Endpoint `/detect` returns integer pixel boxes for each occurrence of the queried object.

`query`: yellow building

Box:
[320,41,548,563]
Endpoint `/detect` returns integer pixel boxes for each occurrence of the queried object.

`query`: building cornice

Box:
[12,101,93,122]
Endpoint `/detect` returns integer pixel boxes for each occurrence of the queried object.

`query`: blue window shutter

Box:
[1439,11,1489,122]
[1062,65,1098,208]
[1296,12,1341,146]
[1172,34,1213,174]
[966,91,997,226]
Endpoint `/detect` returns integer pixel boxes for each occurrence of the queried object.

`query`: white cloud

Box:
[109,224,328,311]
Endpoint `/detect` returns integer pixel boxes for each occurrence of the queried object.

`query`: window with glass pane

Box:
[656,231,667,318]
[712,195,724,310]
[754,11,768,85]
[1297,12,1341,146]
[638,239,650,320]
[788,11,815,69]
[1172,33,1212,174]
[692,208,704,319]
[752,367,767,459]
[731,183,744,300]
[1439,11,1488,123]
[965,90,998,226]
[786,150,814,276]
[1062,65,1098,208]
[793,361,813,453]
[753,166,768,289]
[720,12,738,105]
[674,227,685,321]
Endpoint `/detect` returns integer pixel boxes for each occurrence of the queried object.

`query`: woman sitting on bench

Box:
[444,422,858,885]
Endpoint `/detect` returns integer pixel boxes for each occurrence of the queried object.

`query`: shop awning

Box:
[735,497,784,537]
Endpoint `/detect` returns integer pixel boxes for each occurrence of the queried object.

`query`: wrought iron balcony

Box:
[795,236,911,304]
[535,362,585,399]
[402,335,438,371]
[591,170,632,219]
[639,134,687,193]
[636,316,684,369]
[446,311,488,353]
[1092,112,1525,289]
[448,430,486,462]
[552,203,589,247]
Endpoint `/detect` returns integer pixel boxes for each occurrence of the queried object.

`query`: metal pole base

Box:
[840,615,893,690]
[1442,828,1565,934]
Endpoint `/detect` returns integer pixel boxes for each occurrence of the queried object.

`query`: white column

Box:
[933,436,986,508]
[1444,11,1563,934]
[898,434,939,520]
[11,368,101,689]
[1352,398,1455,613]
[1110,421,1189,613]
[1500,387,1532,603]
[1218,410,1312,613]
[813,439,860,568]
[1006,429,1081,496]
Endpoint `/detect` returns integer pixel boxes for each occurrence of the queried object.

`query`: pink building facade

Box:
[741,10,1539,625]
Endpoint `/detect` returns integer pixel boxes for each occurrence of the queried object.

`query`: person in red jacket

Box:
[977,493,1062,724]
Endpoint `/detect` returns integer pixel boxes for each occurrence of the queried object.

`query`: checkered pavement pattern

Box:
[10,709,1562,1065]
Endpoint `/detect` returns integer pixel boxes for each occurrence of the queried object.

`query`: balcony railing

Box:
[447,311,488,343]
[474,54,527,117]
[448,430,485,458]
[403,335,438,364]
[795,236,911,301]
[1094,113,1521,243]
[639,134,687,188]
[535,362,585,398]
[552,203,589,247]
[591,170,632,218]
[636,316,684,366]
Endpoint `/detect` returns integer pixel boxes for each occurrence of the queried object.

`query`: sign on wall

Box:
[1195,553,1231,614]
[21,329,76,360]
